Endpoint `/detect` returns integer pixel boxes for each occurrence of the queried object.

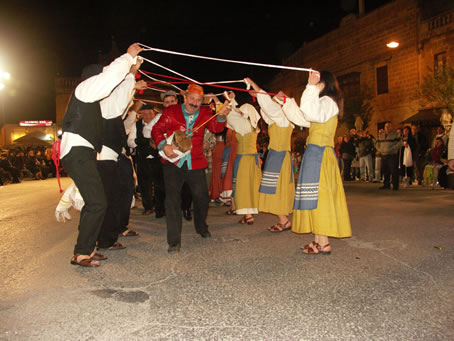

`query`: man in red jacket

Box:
[152,84,231,252]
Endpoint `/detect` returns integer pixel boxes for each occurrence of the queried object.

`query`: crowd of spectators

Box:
[1,123,450,189]
[334,122,450,189]
[0,145,66,186]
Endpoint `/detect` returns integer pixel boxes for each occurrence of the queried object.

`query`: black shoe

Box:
[168,243,181,253]
[379,186,390,190]
[199,231,211,239]
[183,209,192,221]
[155,211,165,218]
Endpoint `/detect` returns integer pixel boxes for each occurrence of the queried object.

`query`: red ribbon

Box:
[51,140,63,193]
[141,70,287,101]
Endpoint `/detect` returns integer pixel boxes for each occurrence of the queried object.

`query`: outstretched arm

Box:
[75,43,143,103]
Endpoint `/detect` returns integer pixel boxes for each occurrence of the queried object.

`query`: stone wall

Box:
[267,0,454,137]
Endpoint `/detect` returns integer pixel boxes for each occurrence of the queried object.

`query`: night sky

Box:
[0,0,391,123]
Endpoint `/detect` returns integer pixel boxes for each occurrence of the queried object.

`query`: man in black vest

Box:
[127,104,165,218]
[96,61,147,250]
[60,43,142,267]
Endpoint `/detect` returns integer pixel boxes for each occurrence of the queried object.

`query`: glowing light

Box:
[386,41,399,48]
[0,83,4,90]
[1,72,10,80]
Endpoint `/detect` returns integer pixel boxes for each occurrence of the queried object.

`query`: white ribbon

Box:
[139,43,315,73]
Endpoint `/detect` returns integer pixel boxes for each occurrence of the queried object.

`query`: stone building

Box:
[267,0,454,141]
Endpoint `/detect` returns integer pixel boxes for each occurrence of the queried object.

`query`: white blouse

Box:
[256,92,292,128]
[227,109,254,136]
[282,85,339,126]
[299,85,339,123]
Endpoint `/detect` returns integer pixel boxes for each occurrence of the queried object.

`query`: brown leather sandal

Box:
[91,253,107,261]
[301,241,317,250]
[302,242,331,255]
[239,215,254,225]
[97,242,126,251]
[225,209,236,215]
[121,230,139,237]
[268,221,291,233]
[107,242,126,250]
[71,254,100,267]
[317,243,331,255]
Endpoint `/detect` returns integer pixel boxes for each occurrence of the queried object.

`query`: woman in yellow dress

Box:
[282,70,352,254]
[245,78,295,232]
[226,93,262,225]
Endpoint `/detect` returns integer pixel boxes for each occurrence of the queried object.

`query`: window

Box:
[376,65,388,95]
[338,72,361,98]
[434,52,447,71]
[338,72,361,109]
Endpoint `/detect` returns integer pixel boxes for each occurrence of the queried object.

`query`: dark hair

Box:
[80,64,103,81]
[403,125,412,138]
[319,71,344,118]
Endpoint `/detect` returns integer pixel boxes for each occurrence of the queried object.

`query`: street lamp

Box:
[386,41,399,48]
[0,70,10,128]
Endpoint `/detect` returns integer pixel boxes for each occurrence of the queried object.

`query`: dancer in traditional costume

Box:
[226,92,262,225]
[245,78,295,232]
[221,127,238,213]
[209,130,226,202]
[96,61,147,250]
[282,70,352,254]
[160,90,193,221]
[60,43,142,267]
[151,84,230,252]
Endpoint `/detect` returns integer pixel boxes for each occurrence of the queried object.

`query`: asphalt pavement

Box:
[0,177,453,340]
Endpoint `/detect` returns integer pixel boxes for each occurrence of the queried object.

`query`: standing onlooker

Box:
[339,135,355,181]
[432,126,447,148]
[447,125,454,172]
[400,126,415,186]
[350,129,360,180]
[358,130,374,181]
[334,135,343,173]
[376,121,402,190]
[411,123,428,185]
[373,128,384,183]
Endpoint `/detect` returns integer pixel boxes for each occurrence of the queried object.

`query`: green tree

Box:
[420,66,454,113]
[340,85,374,130]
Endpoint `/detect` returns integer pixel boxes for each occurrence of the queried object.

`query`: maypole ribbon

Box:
[139,70,184,92]
[141,56,200,84]
[138,43,315,73]
[141,70,281,100]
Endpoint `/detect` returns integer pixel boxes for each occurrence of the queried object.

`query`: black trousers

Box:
[96,159,122,248]
[181,182,192,211]
[163,162,209,245]
[137,157,165,213]
[118,154,135,232]
[382,154,399,189]
[342,159,353,180]
[61,147,107,255]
